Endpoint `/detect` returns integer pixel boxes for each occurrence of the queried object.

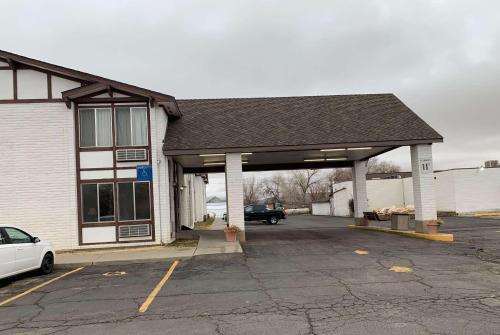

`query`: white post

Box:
[352,160,368,226]
[225,153,245,240]
[411,144,437,233]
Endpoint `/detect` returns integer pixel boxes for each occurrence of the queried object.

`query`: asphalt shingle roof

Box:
[164,94,442,152]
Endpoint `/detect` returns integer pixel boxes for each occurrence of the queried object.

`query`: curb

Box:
[55,255,193,269]
[348,225,454,242]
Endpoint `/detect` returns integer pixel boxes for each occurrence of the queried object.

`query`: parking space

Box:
[1,216,500,334]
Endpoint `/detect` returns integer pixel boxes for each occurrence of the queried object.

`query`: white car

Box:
[0,225,55,280]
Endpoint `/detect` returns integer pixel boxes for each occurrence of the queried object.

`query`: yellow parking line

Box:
[139,260,179,313]
[0,267,84,307]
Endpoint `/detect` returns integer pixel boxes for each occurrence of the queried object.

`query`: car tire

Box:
[267,216,278,225]
[40,253,54,275]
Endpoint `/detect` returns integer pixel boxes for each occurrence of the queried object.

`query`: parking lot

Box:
[2,216,500,334]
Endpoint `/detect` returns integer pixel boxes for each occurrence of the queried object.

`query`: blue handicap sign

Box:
[136,165,153,181]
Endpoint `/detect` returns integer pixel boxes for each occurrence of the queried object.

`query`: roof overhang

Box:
[170,143,414,173]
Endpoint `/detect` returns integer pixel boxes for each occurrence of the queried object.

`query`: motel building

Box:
[0,50,443,251]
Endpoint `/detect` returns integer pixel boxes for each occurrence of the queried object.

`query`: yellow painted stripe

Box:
[139,260,179,313]
[0,267,84,307]
[348,225,454,242]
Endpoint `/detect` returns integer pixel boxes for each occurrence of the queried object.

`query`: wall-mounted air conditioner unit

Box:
[116,149,147,162]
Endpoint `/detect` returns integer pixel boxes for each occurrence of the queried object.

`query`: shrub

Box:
[224,225,241,233]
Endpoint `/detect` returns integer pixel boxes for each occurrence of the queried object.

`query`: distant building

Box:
[331,166,500,216]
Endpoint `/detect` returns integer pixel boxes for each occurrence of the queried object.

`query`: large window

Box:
[79,108,112,147]
[82,183,115,223]
[116,107,148,146]
[118,182,151,221]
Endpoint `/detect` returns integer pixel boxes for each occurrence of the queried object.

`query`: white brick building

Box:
[1,50,444,248]
[0,51,207,250]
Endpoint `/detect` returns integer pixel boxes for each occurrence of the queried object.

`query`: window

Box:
[118,182,151,221]
[116,107,148,146]
[244,206,253,213]
[4,228,32,244]
[79,108,112,147]
[82,183,115,223]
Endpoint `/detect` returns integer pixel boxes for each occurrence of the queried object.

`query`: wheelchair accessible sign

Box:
[136,165,153,181]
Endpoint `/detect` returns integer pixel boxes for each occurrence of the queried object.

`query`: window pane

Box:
[116,107,131,146]
[4,228,32,244]
[132,107,148,145]
[82,184,98,222]
[135,182,151,220]
[118,183,134,221]
[98,184,115,222]
[79,109,95,147]
[96,108,112,146]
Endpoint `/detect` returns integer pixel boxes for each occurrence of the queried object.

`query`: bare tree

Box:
[261,174,285,203]
[290,169,320,205]
[332,168,352,183]
[332,159,401,183]
[367,158,401,173]
[243,176,259,205]
[309,181,331,202]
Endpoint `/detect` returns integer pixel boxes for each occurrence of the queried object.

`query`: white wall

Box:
[0,70,14,99]
[312,202,331,216]
[453,168,500,213]
[367,179,405,209]
[151,105,172,243]
[0,103,78,250]
[434,170,456,212]
[332,167,500,216]
[332,182,353,216]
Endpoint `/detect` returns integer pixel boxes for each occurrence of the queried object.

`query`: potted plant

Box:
[427,219,443,234]
[224,225,241,242]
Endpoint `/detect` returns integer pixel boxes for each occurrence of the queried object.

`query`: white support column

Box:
[352,160,368,226]
[225,152,245,240]
[411,144,437,233]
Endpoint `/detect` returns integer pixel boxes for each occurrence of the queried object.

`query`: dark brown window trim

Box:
[81,222,116,228]
[79,147,113,152]
[12,69,17,100]
[80,238,153,246]
[47,74,52,99]
[0,98,64,104]
[75,102,155,246]
[117,220,152,226]
[75,97,149,104]
[80,166,144,171]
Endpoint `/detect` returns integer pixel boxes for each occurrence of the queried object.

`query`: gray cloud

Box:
[2,0,499,196]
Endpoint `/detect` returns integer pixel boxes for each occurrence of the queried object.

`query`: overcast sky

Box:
[2,0,499,198]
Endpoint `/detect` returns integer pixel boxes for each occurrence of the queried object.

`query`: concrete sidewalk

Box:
[56,228,241,267]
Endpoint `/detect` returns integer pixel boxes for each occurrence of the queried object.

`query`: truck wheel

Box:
[267,216,278,225]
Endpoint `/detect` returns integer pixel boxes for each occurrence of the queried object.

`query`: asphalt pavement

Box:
[1,215,500,334]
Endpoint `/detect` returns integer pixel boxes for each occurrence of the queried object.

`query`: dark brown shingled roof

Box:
[164,94,443,153]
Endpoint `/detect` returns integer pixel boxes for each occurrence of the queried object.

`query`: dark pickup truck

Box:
[244,204,286,225]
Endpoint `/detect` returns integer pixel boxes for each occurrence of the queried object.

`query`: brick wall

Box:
[0,103,78,250]
[411,144,437,222]
[225,153,244,230]
[352,160,368,218]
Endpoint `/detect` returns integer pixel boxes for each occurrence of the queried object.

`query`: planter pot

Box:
[391,214,410,231]
[426,223,440,234]
[225,231,237,242]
